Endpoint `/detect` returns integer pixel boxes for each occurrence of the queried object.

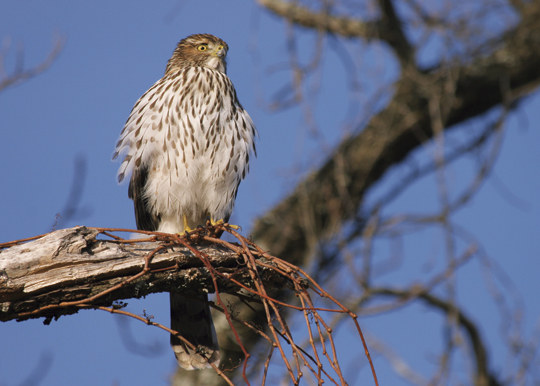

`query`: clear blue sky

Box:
[1,2,539,385]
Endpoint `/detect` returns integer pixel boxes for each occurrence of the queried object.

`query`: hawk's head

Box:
[165,34,229,75]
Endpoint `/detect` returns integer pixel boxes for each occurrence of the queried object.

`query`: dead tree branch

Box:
[0,225,379,386]
[0,226,280,323]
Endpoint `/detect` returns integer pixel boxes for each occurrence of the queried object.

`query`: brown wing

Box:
[128,165,160,232]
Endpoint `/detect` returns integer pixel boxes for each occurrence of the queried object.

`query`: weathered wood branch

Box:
[0,226,285,323]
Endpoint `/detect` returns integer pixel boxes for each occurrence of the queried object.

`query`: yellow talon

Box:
[182,214,193,232]
[211,218,241,231]
[210,218,223,226]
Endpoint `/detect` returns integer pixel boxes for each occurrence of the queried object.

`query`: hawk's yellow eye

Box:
[197,45,207,51]
[217,45,224,51]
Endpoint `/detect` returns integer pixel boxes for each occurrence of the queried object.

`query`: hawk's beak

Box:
[215,47,226,58]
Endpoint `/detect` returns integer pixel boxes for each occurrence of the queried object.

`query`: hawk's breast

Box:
[114,66,257,231]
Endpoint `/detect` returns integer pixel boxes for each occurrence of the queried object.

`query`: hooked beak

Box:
[214,47,226,58]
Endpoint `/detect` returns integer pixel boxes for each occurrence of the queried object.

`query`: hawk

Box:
[112,34,257,370]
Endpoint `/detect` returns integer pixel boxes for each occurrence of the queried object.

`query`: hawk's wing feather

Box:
[128,165,160,232]
[114,77,171,184]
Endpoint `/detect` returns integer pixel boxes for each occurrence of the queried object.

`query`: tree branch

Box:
[2,226,379,385]
[0,226,284,323]
[258,0,377,38]
[258,0,415,65]
[376,0,415,64]
[251,2,540,264]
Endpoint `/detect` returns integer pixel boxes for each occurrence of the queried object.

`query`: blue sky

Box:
[1,1,539,385]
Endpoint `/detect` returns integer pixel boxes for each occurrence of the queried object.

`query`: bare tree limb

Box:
[0,226,284,323]
[258,0,415,64]
[258,0,376,38]
[1,226,379,386]
[251,2,540,265]
[376,0,415,64]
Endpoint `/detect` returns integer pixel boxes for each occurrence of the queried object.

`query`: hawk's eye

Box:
[217,45,224,51]
[197,45,207,52]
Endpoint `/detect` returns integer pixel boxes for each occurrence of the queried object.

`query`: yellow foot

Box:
[182,214,193,233]
[211,218,241,231]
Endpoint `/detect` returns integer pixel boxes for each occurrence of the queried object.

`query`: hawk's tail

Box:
[170,292,220,370]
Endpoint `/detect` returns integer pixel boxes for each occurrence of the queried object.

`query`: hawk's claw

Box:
[211,218,241,231]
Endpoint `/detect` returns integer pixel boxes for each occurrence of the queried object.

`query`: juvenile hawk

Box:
[113,34,257,370]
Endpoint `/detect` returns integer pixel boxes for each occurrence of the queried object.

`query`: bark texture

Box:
[0,226,278,323]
